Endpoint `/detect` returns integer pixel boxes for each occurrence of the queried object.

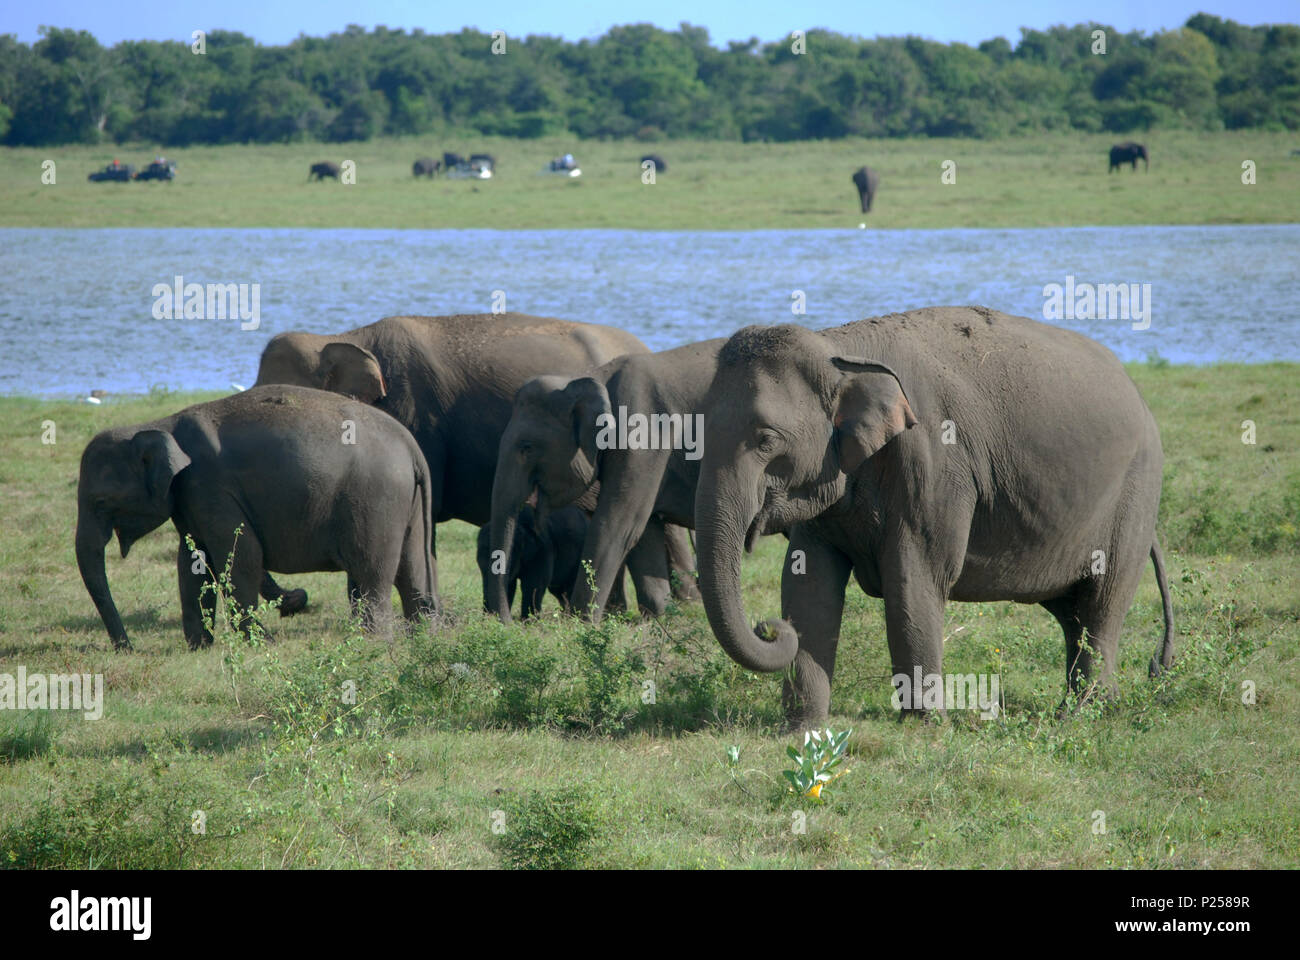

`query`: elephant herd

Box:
[77,307,1174,726]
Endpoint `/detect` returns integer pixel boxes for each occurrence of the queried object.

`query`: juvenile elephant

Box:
[488,339,723,622]
[477,505,587,619]
[254,313,696,615]
[851,166,880,213]
[76,385,436,650]
[1109,142,1148,172]
[693,307,1174,726]
[308,162,341,181]
[413,157,440,178]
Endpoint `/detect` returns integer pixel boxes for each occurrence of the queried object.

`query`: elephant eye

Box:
[755,430,780,453]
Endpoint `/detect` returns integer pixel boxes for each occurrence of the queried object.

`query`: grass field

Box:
[0,363,1296,868]
[3,130,1299,230]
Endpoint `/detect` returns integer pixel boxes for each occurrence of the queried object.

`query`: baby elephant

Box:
[477,505,587,619]
[76,385,437,650]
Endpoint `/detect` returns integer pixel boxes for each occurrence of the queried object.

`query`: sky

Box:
[1,0,1296,49]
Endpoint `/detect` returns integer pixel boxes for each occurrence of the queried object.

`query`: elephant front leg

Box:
[880,536,949,721]
[780,528,853,729]
[178,538,216,650]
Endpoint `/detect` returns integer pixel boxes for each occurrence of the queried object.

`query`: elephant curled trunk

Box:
[694,463,798,673]
[76,509,129,649]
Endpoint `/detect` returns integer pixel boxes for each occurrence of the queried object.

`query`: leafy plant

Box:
[783,727,853,801]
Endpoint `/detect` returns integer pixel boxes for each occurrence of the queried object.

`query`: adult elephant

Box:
[693,307,1174,727]
[1109,142,1149,172]
[308,162,341,181]
[413,157,440,178]
[851,166,880,213]
[253,313,696,613]
[76,385,435,651]
[488,340,721,622]
[443,152,466,171]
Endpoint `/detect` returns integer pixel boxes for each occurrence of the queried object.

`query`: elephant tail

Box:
[415,457,436,612]
[1148,538,1175,678]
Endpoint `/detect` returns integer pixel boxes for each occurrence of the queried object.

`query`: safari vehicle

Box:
[541,154,581,178]
[88,161,135,182]
[134,158,177,181]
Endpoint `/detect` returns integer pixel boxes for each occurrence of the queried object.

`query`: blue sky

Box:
[2,0,1295,48]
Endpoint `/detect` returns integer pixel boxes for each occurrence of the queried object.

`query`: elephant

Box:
[309,161,341,181]
[1109,142,1149,173]
[413,157,440,178]
[253,313,698,615]
[851,166,880,214]
[488,339,723,623]
[75,385,436,651]
[469,153,496,173]
[443,152,466,171]
[640,155,667,174]
[692,306,1175,727]
[477,505,588,619]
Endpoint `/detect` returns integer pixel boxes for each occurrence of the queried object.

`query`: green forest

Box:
[0,14,1297,147]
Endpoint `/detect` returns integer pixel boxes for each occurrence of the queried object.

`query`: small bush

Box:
[495,784,611,870]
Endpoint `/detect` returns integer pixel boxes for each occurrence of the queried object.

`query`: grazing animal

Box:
[851,166,880,213]
[308,161,341,181]
[477,505,588,618]
[76,385,436,650]
[693,307,1173,727]
[640,154,667,174]
[1109,142,1149,173]
[413,157,440,178]
[253,313,698,616]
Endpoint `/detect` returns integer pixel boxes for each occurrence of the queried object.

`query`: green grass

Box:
[0,363,1296,868]
[3,130,1299,230]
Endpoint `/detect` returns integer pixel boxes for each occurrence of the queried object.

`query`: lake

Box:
[2,224,1297,396]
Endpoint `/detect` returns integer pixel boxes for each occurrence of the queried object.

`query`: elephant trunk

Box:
[76,508,128,648]
[488,466,534,623]
[695,462,798,672]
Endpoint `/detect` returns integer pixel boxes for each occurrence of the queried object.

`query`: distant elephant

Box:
[1109,142,1148,173]
[413,157,440,178]
[76,385,436,651]
[477,505,588,619]
[851,166,880,213]
[488,340,722,623]
[693,307,1174,727]
[253,313,697,616]
[443,152,466,171]
[469,153,495,172]
[640,154,667,174]
[309,161,341,181]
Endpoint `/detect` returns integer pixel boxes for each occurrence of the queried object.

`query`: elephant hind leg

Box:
[395,521,438,623]
[664,523,700,602]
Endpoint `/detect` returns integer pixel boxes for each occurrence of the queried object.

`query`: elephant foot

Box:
[187,633,214,651]
[277,588,309,618]
[112,638,133,653]
[896,707,948,725]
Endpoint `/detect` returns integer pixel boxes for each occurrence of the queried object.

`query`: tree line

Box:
[0,14,1296,147]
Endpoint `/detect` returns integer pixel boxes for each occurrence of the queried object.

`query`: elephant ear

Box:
[829,356,917,475]
[131,430,192,515]
[562,377,611,471]
[319,342,387,404]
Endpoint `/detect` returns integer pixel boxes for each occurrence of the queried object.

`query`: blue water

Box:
[2,225,1297,395]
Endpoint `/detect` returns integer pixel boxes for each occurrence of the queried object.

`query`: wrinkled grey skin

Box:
[253,313,695,613]
[308,162,341,181]
[851,166,880,213]
[413,157,440,178]
[693,307,1174,727]
[488,340,723,622]
[76,385,436,651]
[477,505,587,619]
[1109,142,1149,172]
